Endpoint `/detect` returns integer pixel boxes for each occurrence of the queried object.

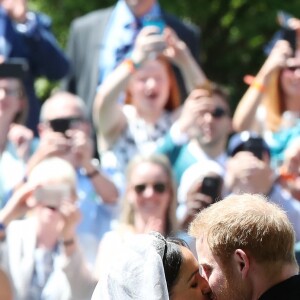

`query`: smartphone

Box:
[34,184,71,208]
[49,117,82,134]
[142,16,166,34]
[242,137,265,160]
[277,10,294,29]
[277,11,297,55]
[0,58,29,80]
[200,176,222,202]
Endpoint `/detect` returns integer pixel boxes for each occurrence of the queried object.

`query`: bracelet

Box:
[278,166,296,182]
[86,169,99,179]
[122,58,141,73]
[250,80,265,93]
[61,238,75,247]
[244,75,265,93]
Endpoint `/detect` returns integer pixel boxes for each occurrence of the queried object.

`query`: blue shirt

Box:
[98,0,162,84]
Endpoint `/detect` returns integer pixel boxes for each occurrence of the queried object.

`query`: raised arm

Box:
[233,40,291,133]
[163,27,208,93]
[93,26,168,148]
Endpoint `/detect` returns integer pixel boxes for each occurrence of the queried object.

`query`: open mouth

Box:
[45,206,58,211]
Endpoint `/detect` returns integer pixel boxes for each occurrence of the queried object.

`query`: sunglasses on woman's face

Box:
[133,182,167,195]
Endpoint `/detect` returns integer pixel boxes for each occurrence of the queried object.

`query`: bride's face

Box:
[170,246,210,300]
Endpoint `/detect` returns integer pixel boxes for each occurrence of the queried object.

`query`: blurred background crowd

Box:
[0,0,300,299]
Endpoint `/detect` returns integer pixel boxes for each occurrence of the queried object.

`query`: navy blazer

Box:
[2,11,70,133]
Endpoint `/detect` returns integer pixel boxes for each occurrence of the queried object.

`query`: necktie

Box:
[115,18,142,66]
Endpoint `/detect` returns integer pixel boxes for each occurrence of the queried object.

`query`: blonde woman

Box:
[94,153,178,279]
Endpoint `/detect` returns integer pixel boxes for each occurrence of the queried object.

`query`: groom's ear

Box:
[233,249,250,279]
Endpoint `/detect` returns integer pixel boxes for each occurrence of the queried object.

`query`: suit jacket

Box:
[62,6,200,117]
[0,218,96,300]
[2,11,70,133]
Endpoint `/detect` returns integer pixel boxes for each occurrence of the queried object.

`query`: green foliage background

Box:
[30,0,300,110]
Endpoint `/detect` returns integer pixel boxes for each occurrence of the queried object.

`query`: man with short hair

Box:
[27,91,119,264]
[189,193,300,300]
[226,131,300,241]
[157,85,232,183]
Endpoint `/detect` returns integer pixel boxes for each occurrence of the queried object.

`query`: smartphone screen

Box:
[142,16,166,34]
[200,176,222,202]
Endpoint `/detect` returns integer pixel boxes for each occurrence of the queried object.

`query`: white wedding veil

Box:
[91,233,169,300]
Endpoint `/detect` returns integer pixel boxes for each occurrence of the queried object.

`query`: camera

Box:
[200,176,222,202]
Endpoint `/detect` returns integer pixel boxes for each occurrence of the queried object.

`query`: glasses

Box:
[0,87,21,98]
[133,182,167,195]
[285,66,300,72]
[48,116,85,133]
[200,106,229,119]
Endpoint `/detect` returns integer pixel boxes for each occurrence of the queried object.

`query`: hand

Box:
[131,26,167,63]
[282,138,300,176]
[8,123,33,161]
[261,40,292,77]
[67,130,93,168]
[175,89,211,137]
[226,152,274,194]
[0,182,37,226]
[163,27,190,67]
[37,131,71,158]
[1,0,27,23]
[58,201,81,240]
[179,183,213,230]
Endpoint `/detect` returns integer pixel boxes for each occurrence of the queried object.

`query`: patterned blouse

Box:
[100,105,174,191]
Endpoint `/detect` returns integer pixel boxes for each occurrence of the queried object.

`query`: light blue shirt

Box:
[76,169,119,264]
[98,0,162,84]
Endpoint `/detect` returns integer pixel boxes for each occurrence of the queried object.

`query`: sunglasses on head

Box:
[133,182,167,194]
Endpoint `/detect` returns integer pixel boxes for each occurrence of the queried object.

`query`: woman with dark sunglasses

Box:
[91,232,210,300]
[93,153,178,279]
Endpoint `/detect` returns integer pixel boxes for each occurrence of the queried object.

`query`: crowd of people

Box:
[0,0,300,299]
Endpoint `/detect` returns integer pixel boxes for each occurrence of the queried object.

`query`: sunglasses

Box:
[200,107,229,119]
[133,182,167,194]
[0,87,21,98]
[285,66,300,72]
[48,117,85,133]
